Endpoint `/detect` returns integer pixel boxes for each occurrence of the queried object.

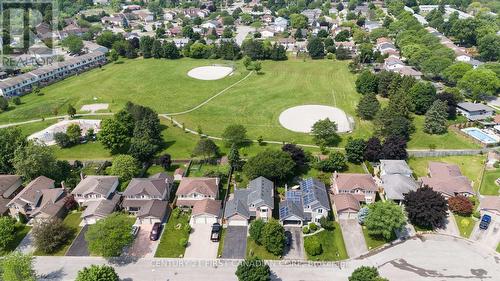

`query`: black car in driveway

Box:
[150,222,162,241]
[211,223,221,242]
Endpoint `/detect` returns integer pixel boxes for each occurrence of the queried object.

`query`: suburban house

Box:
[384,57,405,70]
[479,196,500,219]
[394,66,423,80]
[274,17,288,32]
[224,176,274,226]
[0,175,23,215]
[81,193,121,225]
[190,199,222,225]
[379,160,419,204]
[419,162,474,198]
[331,173,378,204]
[72,176,119,205]
[122,173,173,215]
[7,176,68,222]
[136,200,169,225]
[457,102,494,121]
[175,177,219,208]
[278,178,331,226]
[332,193,361,220]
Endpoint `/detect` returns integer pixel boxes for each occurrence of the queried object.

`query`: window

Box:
[317,209,323,213]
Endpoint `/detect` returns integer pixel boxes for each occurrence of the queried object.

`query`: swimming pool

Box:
[461,128,500,144]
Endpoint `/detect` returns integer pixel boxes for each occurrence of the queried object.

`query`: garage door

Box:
[228,219,248,226]
[283,220,302,226]
[193,216,217,225]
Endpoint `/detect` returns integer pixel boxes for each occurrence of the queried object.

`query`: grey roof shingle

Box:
[247,176,274,209]
[123,178,167,198]
[380,160,413,176]
[381,174,419,201]
[72,176,118,197]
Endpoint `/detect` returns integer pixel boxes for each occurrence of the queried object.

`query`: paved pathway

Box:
[16,231,35,254]
[436,211,460,236]
[34,234,500,281]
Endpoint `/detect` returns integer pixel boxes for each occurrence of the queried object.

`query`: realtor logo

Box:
[0,0,58,69]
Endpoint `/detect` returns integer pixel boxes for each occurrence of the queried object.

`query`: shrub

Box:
[172,208,181,219]
[308,222,318,232]
[448,196,473,216]
[319,217,334,230]
[179,238,188,248]
[304,236,323,256]
[302,226,310,234]
[472,210,481,219]
[249,219,265,245]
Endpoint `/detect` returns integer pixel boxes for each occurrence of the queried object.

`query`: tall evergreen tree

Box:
[424,100,448,134]
[357,92,380,120]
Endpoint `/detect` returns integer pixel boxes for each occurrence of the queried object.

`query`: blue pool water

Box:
[462,128,499,144]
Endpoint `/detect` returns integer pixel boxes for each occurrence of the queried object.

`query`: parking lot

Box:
[184,224,219,259]
[470,216,500,250]
[222,226,247,259]
[125,224,161,258]
[283,227,305,260]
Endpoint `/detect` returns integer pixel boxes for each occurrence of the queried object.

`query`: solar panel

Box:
[286,190,302,203]
[279,206,289,218]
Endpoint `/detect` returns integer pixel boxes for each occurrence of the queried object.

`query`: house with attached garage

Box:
[456,102,494,121]
[379,160,420,204]
[122,173,174,222]
[331,193,361,219]
[278,178,330,226]
[175,177,219,208]
[0,175,23,215]
[7,176,68,222]
[81,193,121,225]
[190,198,222,225]
[331,172,378,204]
[72,175,119,205]
[224,176,274,226]
[419,162,474,198]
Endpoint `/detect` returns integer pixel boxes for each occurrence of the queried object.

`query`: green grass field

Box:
[0,223,31,256]
[246,237,281,260]
[155,210,191,258]
[408,155,486,191]
[304,224,348,261]
[479,168,500,195]
[1,57,476,151]
[362,226,396,250]
[454,215,476,238]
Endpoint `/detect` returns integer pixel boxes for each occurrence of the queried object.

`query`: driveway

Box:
[184,224,219,259]
[470,217,500,250]
[436,211,459,236]
[125,224,160,258]
[222,226,247,259]
[235,26,254,46]
[339,219,367,258]
[16,231,35,254]
[66,225,89,256]
[283,227,305,260]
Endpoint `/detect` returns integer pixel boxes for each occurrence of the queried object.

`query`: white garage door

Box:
[85,217,97,225]
[192,215,217,225]
[228,219,248,226]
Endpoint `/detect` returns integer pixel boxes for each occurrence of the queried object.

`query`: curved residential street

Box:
[35,234,500,281]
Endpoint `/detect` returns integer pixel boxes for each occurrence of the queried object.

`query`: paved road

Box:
[470,219,500,250]
[283,227,304,260]
[235,25,254,46]
[221,226,247,259]
[184,224,219,259]
[35,234,500,281]
[339,220,367,257]
[65,225,89,256]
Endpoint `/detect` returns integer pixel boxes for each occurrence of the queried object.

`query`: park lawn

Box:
[408,155,486,191]
[53,141,112,160]
[304,224,348,261]
[246,237,281,260]
[11,119,58,136]
[407,116,480,149]
[155,210,191,258]
[0,223,31,256]
[362,226,396,250]
[454,215,476,238]
[217,228,226,258]
[479,168,500,195]
[0,58,248,125]
[33,211,83,256]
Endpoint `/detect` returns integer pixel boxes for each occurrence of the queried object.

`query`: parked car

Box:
[131,225,140,237]
[150,222,162,240]
[284,231,292,246]
[211,223,221,242]
[479,214,492,230]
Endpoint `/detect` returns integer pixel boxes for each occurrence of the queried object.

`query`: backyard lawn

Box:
[0,223,31,256]
[304,224,348,261]
[408,155,486,191]
[362,226,396,250]
[479,168,500,195]
[34,211,82,256]
[155,210,191,258]
[497,243,500,253]
[246,237,281,260]
[454,215,476,238]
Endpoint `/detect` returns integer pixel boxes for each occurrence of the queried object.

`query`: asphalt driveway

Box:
[184,224,219,259]
[283,227,305,260]
[470,217,500,250]
[221,226,247,259]
[339,219,367,258]
[66,225,89,256]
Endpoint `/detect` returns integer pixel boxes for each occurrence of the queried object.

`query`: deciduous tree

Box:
[109,155,139,182]
[448,196,473,216]
[243,149,295,182]
[261,219,285,256]
[76,265,119,281]
[404,186,448,229]
[311,119,340,146]
[13,141,58,181]
[1,252,36,281]
[345,138,366,164]
[365,201,406,240]
[32,218,73,254]
[222,124,248,147]
[0,217,15,251]
[235,257,270,281]
[85,213,134,257]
